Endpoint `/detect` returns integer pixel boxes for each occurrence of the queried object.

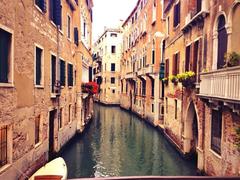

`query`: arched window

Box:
[217,15,228,69]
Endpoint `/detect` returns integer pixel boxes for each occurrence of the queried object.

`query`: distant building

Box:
[0,0,93,179]
[120,0,165,126]
[93,28,123,105]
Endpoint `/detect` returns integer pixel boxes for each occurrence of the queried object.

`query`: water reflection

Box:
[61,103,197,178]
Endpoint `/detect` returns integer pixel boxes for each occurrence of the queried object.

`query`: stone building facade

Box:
[120,0,165,126]
[162,0,240,176]
[119,0,240,176]
[0,0,93,179]
[93,28,122,105]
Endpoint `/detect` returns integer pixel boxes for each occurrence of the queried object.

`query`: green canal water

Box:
[61,103,197,178]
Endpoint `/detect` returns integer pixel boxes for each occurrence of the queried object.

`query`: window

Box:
[110,33,117,37]
[35,0,46,12]
[172,53,180,75]
[196,0,202,14]
[112,89,115,94]
[217,15,227,69]
[49,0,62,27]
[166,16,170,36]
[68,63,73,86]
[60,59,65,86]
[111,63,115,72]
[165,98,168,114]
[51,55,56,93]
[111,77,115,84]
[111,46,116,53]
[211,109,222,155]
[173,2,180,27]
[35,115,40,145]
[59,108,63,129]
[0,126,7,167]
[0,28,12,84]
[35,46,43,86]
[67,15,71,39]
[152,41,155,64]
[68,105,72,123]
[175,100,177,119]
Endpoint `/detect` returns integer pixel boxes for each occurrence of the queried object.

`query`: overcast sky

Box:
[92,0,138,42]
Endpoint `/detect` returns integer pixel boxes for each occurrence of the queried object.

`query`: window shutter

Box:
[36,47,42,85]
[49,0,53,21]
[51,56,56,93]
[177,52,180,74]
[74,27,79,46]
[40,0,47,13]
[165,59,169,78]
[55,0,62,26]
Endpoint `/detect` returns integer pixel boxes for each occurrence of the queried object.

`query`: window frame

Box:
[210,109,223,156]
[67,14,71,40]
[0,24,14,87]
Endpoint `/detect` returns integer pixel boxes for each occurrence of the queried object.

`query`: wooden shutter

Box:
[36,47,42,85]
[51,55,56,93]
[176,52,180,74]
[60,60,65,86]
[185,45,190,71]
[55,0,62,26]
[193,41,199,74]
[165,59,169,78]
[49,0,54,21]
[74,27,79,46]
[0,29,11,83]
[40,0,47,13]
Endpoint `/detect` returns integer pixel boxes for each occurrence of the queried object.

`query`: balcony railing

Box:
[125,72,136,79]
[199,66,240,102]
[146,65,154,75]
[137,68,146,77]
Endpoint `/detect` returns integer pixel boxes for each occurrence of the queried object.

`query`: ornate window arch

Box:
[212,12,228,70]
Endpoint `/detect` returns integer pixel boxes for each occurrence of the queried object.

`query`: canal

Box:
[61,103,197,178]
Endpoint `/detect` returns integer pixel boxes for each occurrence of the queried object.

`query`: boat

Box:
[29,157,68,180]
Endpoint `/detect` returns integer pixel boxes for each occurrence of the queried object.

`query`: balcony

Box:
[137,68,146,77]
[199,66,240,103]
[146,64,155,75]
[182,0,209,33]
[125,72,136,80]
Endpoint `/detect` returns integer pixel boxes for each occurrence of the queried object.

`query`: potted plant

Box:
[177,71,196,88]
[169,75,178,85]
[224,52,240,67]
[81,82,99,95]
